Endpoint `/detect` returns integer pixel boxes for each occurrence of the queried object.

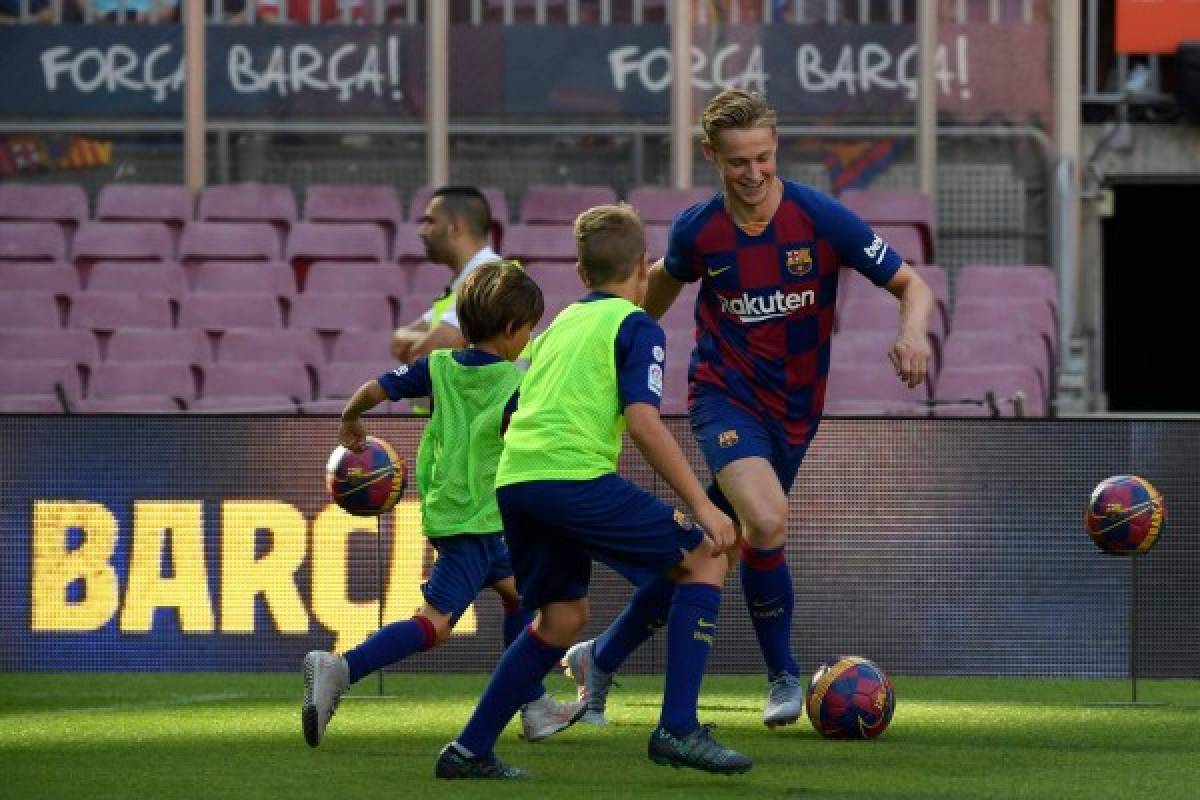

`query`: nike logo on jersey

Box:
[707,265,733,277]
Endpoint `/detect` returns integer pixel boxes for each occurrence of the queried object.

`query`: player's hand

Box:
[390,330,419,362]
[338,418,368,452]
[889,330,931,388]
[694,502,737,556]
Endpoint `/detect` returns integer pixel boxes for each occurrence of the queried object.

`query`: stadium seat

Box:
[523,262,583,295]
[107,328,211,366]
[519,185,618,225]
[216,328,324,366]
[87,261,188,298]
[660,348,690,415]
[955,264,1058,328]
[407,261,454,294]
[837,265,948,339]
[305,185,402,247]
[177,292,286,331]
[874,224,927,266]
[951,296,1057,360]
[932,364,1047,417]
[70,292,174,331]
[0,222,67,262]
[504,224,576,262]
[0,360,84,404]
[0,261,79,294]
[840,189,935,264]
[409,186,510,224]
[626,187,712,224]
[76,395,183,413]
[0,291,67,327]
[95,184,193,232]
[198,362,312,407]
[331,330,397,363]
[0,394,68,412]
[190,261,296,297]
[289,293,394,334]
[198,183,297,235]
[941,331,1050,405]
[0,184,88,248]
[824,361,930,415]
[287,223,388,263]
[645,224,669,261]
[392,223,426,262]
[316,361,396,401]
[0,328,98,364]
[914,264,950,336]
[305,262,406,302]
[89,362,197,403]
[178,222,281,264]
[660,283,700,332]
[72,222,173,266]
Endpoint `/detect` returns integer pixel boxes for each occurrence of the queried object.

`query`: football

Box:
[325,435,407,517]
[1084,475,1165,555]
[806,656,895,739]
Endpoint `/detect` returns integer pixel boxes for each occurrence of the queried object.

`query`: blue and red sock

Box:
[659,582,721,737]
[739,543,799,677]
[343,614,437,684]
[593,576,674,673]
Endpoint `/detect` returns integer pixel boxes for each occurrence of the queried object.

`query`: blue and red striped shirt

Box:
[664,179,904,443]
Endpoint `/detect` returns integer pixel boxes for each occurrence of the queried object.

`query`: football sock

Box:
[344,615,437,684]
[659,582,721,737]
[457,626,565,757]
[501,598,534,648]
[740,543,800,677]
[593,576,674,673]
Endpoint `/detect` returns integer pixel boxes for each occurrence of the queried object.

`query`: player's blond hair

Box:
[456,260,544,344]
[574,203,646,287]
[700,89,777,147]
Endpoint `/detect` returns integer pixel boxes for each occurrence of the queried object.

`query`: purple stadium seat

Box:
[72,222,173,265]
[504,224,576,262]
[942,331,1050,405]
[0,360,84,403]
[287,223,388,264]
[199,362,312,404]
[392,223,426,262]
[914,264,950,336]
[89,362,197,402]
[95,184,192,230]
[645,224,669,261]
[874,224,927,266]
[407,262,454,294]
[402,290,443,325]
[524,262,582,295]
[520,185,618,225]
[409,186,510,224]
[660,348,690,415]
[316,361,397,400]
[107,328,211,365]
[289,293,394,334]
[824,361,930,415]
[217,328,323,365]
[0,261,79,294]
[0,222,67,261]
[305,185,401,247]
[0,328,97,364]
[933,364,1047,417]
[70,292,174,331]
[955,264,1058,328]
[838,292,944,364]
[331,330,396,363]
[77,395,183,412]
[951,297,1057,355]
[837,266,947,337]
[305,262,406,301]
[178,222,281,263]
[197,184,296,235]
[626,187,712,225]
[0,394,67,412]
[0,291,66,327]
[660,283,700,332]
[840,189,935,263]
[87,261,188,298]
[190,261,296,297]
[0,184,88,248]
[178,292,285,331]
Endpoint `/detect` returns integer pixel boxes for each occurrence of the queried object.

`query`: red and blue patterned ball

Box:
[1084,475,1165,555]
[325,436,406,517]
[806,656,895,739]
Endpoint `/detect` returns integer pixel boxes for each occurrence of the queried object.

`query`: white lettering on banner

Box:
[40,43,183,102]
[797,35,969,100]
[609,43,768,94]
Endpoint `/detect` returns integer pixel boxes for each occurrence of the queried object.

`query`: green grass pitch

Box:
[3,672,1199,799]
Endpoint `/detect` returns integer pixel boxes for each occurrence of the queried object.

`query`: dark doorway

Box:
[1102,183,1200,411]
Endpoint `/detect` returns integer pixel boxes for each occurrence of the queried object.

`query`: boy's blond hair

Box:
[700,89,777,147]
[574,203,646,288]
[456,260,544,344]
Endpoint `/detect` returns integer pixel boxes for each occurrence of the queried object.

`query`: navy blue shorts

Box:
[690,390,814,517]
[497,474,706,612]
[420,532,514,616]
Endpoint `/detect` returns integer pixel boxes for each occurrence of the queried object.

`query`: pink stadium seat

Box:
[107,328,211,365]
[402,290,444,324]
[95,184,193,230]
[0,222,67,261]
[951,297,1057,356]
[190,261,296,297]
[0,328,97,364]
[824,361,930,415]
[520,185,617,225]
[289,292,394,333]
[836,266,947,339]
[217,329,323,365]
[178,222,281,263]
[0,184,88,248]
[77,395,183,413]
[316,361,396,400]
[392,223,426,262]
[955,264,1058,328]
[199,362,312,405]
[914,264,950,336]
[89,362,197,402]
[178,292,285,331]
[524,262,583,295]
[287,223,388,264]
[407,262,455,294]
[0,360,84,403]
[933,364,1047,417]
[874,224,927,266]
[305,185,402,246]
[942,331,1050,400]
[838,292,944,364]
[70,292,174,331]
[645,224,669,261]
[0,394,67,412]
[198,184,296,232]
[409,186,510,224]
[504,224,576,262]
[305,262,406,301]
[660,347,690,415]
[0,291,66,328]
[0,262,79,294]
[660,284,700,332]
[626,187,712,225]
[87,261,188,298]
[840,189,935,263]
[72,222,173,265]
[331,330,396,363]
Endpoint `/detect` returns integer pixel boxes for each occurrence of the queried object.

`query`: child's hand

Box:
[338,418,368,452]
[694,503,737,555]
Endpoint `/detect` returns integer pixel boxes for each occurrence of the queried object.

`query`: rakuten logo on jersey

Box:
[718,289,816,323]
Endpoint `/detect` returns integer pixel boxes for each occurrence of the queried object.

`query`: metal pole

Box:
[1055,0,1082,397]
[1129,554,1138,703]
[184,0,206,195]
[427,0,450,187]
[916,0,937,203]
[377,518,385,696]
[670,0,692,189]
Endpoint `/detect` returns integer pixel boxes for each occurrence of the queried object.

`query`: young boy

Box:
[434,205,752,780]
[302,260,582,748]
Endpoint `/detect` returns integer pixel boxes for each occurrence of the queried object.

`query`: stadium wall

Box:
[1,415,1195,678]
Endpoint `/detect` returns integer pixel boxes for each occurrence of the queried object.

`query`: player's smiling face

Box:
[706,126,778,210]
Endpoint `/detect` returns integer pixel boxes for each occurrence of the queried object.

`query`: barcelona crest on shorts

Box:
[786,248,813,277]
